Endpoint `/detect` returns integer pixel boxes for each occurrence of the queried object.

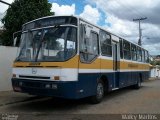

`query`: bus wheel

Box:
[134,79,141,89]
[90,80,104,104]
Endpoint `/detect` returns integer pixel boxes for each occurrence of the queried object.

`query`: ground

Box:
[0,79,160,120]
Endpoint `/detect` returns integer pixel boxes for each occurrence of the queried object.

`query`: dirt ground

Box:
[0,79,159,120]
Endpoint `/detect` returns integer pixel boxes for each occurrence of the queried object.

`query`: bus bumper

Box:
[11,78,80,99]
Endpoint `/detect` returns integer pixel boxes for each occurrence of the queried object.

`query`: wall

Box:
[0,46,17,91]
[150,67,160,78]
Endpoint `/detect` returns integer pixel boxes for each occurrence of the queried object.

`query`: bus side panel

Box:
[77,72,114,98]
[119,72,128,88]
[141,71,150,81]
[119,70,150,88]
[107,72,114,91]
[77,73,100,98]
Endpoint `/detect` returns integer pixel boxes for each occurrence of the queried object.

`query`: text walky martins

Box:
[122,114,157,120]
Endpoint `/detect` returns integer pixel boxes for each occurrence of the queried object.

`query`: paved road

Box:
[0,79,160,119]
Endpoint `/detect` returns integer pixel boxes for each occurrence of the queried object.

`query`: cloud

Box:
[105,15,138,38]
[105,14,160,55]
[0,0,13,13]
[0,13,5,28]
[87,0,160,55]
[88,0,160,25]
[51,3,75,15]
[79,5,101,24]
[143,44,160,55]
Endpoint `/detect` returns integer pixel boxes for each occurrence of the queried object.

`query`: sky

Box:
[0,0,160,55]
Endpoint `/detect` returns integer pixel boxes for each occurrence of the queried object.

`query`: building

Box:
[154,55,160,61]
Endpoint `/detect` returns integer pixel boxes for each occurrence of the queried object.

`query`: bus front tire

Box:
[90,80,104,104]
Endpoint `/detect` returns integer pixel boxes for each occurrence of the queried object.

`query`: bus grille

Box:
[19,75,50,80]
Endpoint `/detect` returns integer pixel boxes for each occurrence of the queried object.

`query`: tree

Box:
[1,0,53,46]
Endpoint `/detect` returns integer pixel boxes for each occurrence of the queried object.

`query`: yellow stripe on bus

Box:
[13,56,150,70]
[13,55,79,68]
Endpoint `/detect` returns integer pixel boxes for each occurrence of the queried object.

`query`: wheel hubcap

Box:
[138,80,141,86]
[97,83,104,99]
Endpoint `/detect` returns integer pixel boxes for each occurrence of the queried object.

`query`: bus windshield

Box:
[16,26,77,62]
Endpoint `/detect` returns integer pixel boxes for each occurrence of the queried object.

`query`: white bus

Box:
[12,15,150,103]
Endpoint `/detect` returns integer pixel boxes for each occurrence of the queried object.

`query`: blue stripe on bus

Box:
[11,71,150,99]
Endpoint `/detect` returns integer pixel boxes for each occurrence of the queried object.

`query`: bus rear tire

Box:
[90,80,104,104]
[133,79,141,89]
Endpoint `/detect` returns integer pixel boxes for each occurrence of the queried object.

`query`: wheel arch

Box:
[139,73,143,82]
[99,75,109,93]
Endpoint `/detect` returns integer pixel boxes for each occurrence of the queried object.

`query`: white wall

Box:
[0,46,17,91]
[150,67,160,78]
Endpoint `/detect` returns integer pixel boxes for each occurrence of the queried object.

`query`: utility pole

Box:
[133,17,147,46]
[0,0,11,6]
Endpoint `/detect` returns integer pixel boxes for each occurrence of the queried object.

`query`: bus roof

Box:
[22,15,148,51]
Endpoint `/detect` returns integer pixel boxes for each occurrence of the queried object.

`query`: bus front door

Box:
[112,41,120,89]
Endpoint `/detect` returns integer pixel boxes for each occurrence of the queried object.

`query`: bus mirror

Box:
[13,37,17,47]
[85,27,91,38]
[13,31,22,47]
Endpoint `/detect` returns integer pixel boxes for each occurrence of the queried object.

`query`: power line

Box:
[133,17,147,46]
[113,0,145,18]
[0,0,11,6]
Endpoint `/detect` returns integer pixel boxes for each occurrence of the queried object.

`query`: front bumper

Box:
[11,78,78,99]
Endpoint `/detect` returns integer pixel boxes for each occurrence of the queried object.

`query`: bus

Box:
[12,15,150,103]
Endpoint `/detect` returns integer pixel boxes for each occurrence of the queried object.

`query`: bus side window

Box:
[13,31,22,47]
[131,44,137,61]
[145,50,149,63]
[123,40,131,60]
[100,30,112,57]
[142,49,145,62]
[137,47,142,62]
[80,24,99,62]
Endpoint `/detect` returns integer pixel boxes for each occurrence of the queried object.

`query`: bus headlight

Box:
[52,84,57,89]
[45,84,57,89]
[45,84,51,89]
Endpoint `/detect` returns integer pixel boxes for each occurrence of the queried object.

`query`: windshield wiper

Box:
[35,27,60,61]
[35,29,46,61]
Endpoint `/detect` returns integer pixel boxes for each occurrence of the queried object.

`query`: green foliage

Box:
[156,61,160,65]
[1,0,53,46]
[150,61,156,65]
[150,60,160,66]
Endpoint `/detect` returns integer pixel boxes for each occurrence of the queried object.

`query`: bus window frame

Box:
[100,30,112,57]
[131,43,137,61]
[137,47,142,62]
[123,40,131,60]
[145,50,149,63]
[79,27,100,63]
[120,38,124,59]
[141,49,145,62]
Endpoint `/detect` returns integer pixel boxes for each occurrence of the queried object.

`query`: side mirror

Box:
[13,37,17,47]
[13,31,22,47]
[85,26,91,38]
